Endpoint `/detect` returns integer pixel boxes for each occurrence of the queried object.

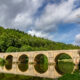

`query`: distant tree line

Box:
[0,27,80,52]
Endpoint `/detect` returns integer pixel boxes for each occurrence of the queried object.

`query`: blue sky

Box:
[0,0,80,45]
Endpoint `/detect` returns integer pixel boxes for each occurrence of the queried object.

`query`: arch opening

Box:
[78,62,80,70]
[5,55,13,70]
[18,54,29,72]
[78,50,80,70]
[6,55,13,63]
[5,63,12,70]
[55,53,72,62]
[55,53,74,75]
[34,54,48,74]
[18,54,28,63]
[18,63,28,72]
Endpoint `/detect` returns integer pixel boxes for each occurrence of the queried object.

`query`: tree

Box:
[0,26,79,52]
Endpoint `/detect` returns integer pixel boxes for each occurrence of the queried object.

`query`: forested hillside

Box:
[0,27,80,52]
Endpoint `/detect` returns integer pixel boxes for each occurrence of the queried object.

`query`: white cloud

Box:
[0,0,44,29]
[34,0,80,32]
[75,34,80,46]
[0,0,80,44]
[65,8,80,23]
[31,0,80,40]
[28,30,54,40]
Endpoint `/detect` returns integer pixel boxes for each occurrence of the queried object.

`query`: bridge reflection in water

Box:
[0,63,77,79]
[0,63,63,79]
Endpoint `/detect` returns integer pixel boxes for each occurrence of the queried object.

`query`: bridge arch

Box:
[6,55,13,63]
[18,63,28,72]
[55,53,74,75]
[55,53,72,62]
[34,54,48,74]
[34,54,48,64]
[18,54,29,63]
[5,55,13,71]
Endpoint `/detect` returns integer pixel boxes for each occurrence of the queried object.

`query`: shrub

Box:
[58,71,80,80]
[20,45,33,51]
[6,46,19,52]
[0,58,6,66]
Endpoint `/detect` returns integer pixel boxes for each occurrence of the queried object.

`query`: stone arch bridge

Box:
[0,49,80,78]
[0,49,80,64]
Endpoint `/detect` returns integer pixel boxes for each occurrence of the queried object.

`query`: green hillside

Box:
[0,26,80,52]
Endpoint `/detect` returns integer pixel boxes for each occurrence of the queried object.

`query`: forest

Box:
[0,26,80,52]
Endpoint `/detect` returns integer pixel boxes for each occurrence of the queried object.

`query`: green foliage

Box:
[35,54,48,64]
[20,45,33,51]
[0,26,79,52]
[18,63,28,72]
[57,53,72,60]
[34,54,48,73]
[55,53,74,74]
[6,46,19,52]
[0,58,6,66]
[19,55,28,63]
[57,61,74,74]
[0,73,53,80]
[34,64,48,73]
[58,71,80,80]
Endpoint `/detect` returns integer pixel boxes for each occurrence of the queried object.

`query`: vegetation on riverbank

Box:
[58,70,80,80]
[0,27,80,52]
[0,58,7,66]
[0,73,53,80]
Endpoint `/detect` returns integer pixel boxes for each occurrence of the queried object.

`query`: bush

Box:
[0,58,6,66]
[6,46,19,52]
[58,71,80,80]
[20,45,33,51]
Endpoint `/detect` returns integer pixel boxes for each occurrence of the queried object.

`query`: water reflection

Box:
[0,62,78,79]
[5,63,12,70]
[55,61,74,75]
[34,63,48,73]
[0,73,53,80]
[18,63,28,72]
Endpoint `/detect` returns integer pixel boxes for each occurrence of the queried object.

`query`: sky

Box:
[0,0,80,45]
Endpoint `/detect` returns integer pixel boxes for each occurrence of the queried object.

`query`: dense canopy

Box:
[0,27,80,52]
